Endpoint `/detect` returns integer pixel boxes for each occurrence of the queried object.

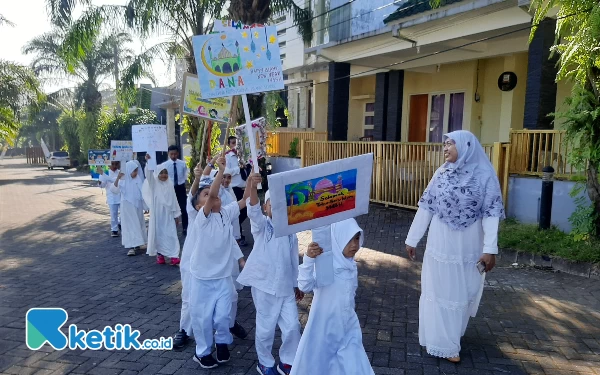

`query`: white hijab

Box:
[330,218,363,285]
[122,160,144,208]
[143,162,180,212]
[418,130,505,231]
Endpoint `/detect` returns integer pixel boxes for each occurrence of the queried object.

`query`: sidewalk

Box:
[0,159,599,375]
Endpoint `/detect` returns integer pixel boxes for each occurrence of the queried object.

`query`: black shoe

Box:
[230,321,248,339]
[111,231,119,237]
[173,329,188,349]
[194,354,218,369]
[215,343,230,363]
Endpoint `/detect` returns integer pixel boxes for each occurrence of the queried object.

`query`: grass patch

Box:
[499,218,600,264]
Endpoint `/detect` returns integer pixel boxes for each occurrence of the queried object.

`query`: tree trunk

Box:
[586,162,600,237]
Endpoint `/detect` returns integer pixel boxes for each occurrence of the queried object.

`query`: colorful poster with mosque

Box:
[267,153,374,238]
[191,26,284,99]
[181,73,233,123]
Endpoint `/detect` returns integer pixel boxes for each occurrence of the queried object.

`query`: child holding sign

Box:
[237,186,303,375]
[142,154,182,265]
[291,219,375,375]
[112,160,147,256]
[186,156,259,369]
[174,162,247,350]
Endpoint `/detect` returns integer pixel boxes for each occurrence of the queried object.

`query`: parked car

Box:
[47,151,71,170]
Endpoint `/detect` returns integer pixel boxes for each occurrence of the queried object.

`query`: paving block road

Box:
[1,158,599,375]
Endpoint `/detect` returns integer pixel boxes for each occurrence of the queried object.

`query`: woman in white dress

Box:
[292,218,375,375]
[112,160,148,256]
[405,130,505,363]
[143,154,182,265]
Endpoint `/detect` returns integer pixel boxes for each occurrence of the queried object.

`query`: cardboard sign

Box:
[181,73,233,123]
[110,140,133,162]
[234,117,266,164]
[192,26,284,99]
[268,153,374,238]
[88,149,111,179]
[131,124,168,170]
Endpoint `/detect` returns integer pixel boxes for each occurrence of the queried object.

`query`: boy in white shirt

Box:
[187,156,260,369]
[98,161,121,237]
[237,185,304,375]
[174,162,247,350]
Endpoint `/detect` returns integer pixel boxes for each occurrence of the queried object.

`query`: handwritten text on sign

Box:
[191,26,284,99]
[131,125,168,153]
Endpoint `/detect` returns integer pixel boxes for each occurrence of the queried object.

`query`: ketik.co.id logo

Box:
[26,308,172,350]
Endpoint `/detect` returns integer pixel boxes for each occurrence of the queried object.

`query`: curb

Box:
[497,248,600,279]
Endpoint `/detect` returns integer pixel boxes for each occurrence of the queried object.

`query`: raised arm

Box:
[202,155,218,177]
[189,163,202,197]
[246,180,265,234]
[238,173,260,211]
[297,242,323,293]
[203,156,226,217]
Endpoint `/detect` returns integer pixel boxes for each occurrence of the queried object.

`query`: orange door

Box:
[409,94,428,142]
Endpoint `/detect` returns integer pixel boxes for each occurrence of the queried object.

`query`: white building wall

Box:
[275,1,306,70]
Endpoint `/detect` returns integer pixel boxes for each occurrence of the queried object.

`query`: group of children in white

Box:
[98,148,376,375]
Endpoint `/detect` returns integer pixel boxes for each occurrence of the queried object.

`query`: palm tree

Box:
[0,14,15,27]
[286,182,312,215]
[43,0,314,166]
[0,60,44,145]
[24,28,135,153]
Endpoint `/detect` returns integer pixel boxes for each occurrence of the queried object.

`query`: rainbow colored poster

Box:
[180,73,233,123]
[268,154,374,238]
[191,26,284,99]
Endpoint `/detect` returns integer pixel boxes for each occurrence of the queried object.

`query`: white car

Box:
[47,151,71,169]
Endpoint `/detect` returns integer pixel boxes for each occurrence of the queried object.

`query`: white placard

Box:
[132,125,168,171]
[131,125,168,152]
[267,153,373,238]
[110,140,134,162]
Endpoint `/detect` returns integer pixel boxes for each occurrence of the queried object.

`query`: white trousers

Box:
[190,277,234,357]
[252,287,301,367]
[179,267,193,335]
[109,203,120,232]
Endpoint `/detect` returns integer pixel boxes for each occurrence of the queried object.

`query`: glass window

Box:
[448,93,464,132]
[365,102,375,112]
[429,94,445,143]
[365,116,374,125]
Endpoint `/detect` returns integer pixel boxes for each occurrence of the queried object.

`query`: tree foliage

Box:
[96,108,157,149]
[530,0,600,237]
[0,60,44,145]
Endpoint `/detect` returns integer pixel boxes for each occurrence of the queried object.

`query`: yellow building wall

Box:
[402,61,477,142]
[313,82,328,133]
[348,75,376,141]
[554,79,573,130]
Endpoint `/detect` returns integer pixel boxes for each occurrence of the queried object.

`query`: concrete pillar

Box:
[374,72,389,141]
[327,62,351,141]
[166,108,176,146]
[386,70,404,141]
[524,18,558,130]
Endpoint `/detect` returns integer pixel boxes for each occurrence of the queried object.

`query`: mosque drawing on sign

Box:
[207,41,241,74]
[307,175,344,201]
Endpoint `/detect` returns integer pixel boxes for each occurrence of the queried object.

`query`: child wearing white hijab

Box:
[184,156,260,369]
[292,218,375,375]
[237,187,302,375]
[112,160,147,256]
[142,154,182,265]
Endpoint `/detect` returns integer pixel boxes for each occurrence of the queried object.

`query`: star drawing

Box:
[246,60,254,68]
[269,35,276,44]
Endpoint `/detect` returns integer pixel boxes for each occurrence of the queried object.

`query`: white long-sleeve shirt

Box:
[98,169,121,205]
[225,150,245,188]
[162,159,188,186]
[237,200,299,297]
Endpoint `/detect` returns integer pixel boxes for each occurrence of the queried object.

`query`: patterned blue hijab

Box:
[418,130,505,231]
